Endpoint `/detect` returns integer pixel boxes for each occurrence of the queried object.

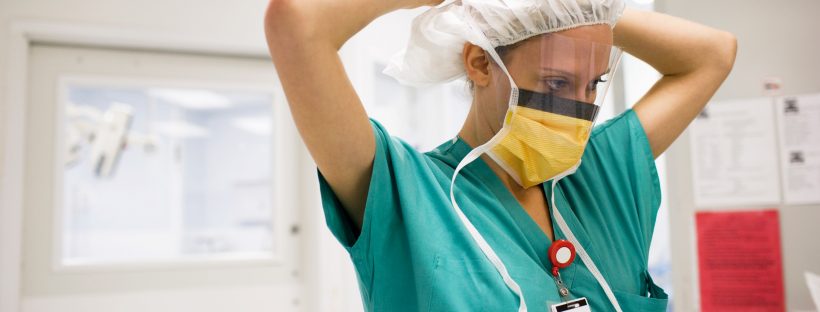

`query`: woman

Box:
[265,0,736,311]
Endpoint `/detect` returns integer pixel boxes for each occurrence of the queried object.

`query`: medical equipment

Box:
[65,102,156,177]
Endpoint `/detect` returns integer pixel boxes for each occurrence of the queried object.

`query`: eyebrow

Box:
[539,68,611,80]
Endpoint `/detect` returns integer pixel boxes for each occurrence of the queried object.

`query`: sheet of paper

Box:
[690,98,782,208]
[696,210,785,312]
[776,95,820,205]
[807,272,820,311]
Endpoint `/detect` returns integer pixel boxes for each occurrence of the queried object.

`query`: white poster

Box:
[690,98,782,208]
[776,95,820,205]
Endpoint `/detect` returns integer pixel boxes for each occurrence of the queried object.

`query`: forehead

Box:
[554,24,614,45]
[510,26,614,73]
[518,25,613,54]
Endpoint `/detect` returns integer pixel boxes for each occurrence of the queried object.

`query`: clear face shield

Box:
[478,31,624,188]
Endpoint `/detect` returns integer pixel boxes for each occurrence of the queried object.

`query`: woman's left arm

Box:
[614,9,737,158]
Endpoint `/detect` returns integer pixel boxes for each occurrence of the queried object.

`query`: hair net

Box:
[384,0,626,87]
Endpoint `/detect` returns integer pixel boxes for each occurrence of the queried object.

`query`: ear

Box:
[462,43,491,88]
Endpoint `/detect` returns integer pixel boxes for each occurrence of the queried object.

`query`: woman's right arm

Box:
[264,0,439,230]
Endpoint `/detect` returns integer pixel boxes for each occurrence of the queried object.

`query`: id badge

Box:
[550,297,591,312]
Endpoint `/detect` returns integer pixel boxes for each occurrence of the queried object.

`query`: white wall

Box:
[656,0,820,311]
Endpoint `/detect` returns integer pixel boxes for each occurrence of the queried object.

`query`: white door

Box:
[23,44,303,312]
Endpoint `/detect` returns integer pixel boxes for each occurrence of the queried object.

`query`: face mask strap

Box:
[448,134,526,312]
[465,17,519,111]
[484,47,519,110]
[448,17,527,312]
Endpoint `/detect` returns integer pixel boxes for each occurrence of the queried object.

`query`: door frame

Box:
[0,20,297,312]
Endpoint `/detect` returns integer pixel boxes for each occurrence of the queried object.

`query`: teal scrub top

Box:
[318,109,669,312]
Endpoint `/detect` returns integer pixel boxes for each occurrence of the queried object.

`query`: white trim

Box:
[0,25,29,312]
[53,253,281,274]
[9,20,269,58]
[1,20,274,312]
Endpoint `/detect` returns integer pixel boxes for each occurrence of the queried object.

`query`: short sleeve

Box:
[585,109,662,250]
[316,119,418,252]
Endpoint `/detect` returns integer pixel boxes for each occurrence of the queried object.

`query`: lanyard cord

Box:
[449,136,527,312]
[447,17,528,311]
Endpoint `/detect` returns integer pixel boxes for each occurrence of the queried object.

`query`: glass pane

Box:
[62,82,275,266]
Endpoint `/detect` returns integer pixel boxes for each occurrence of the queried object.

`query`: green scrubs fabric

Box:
[318,109,669,312]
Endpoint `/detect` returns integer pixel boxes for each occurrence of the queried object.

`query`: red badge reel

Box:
[549,239,576,275]
[548,239,577,298]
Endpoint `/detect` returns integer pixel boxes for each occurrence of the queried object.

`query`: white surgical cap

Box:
[384,0,626,87]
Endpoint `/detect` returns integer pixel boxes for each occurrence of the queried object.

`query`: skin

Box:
[264,1,737,239]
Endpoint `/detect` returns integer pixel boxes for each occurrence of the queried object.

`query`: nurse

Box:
[265,0,736,311]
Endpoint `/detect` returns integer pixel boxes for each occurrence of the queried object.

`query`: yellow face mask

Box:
[487,89,598,188]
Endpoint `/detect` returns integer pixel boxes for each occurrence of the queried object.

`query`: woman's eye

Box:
[544,78,570,91]
[588,77,608,91]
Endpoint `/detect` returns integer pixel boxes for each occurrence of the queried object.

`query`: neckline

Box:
[443,136,598,289]
[446,138,559,261]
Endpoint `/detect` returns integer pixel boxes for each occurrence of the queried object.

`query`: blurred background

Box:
[0,0,818,311]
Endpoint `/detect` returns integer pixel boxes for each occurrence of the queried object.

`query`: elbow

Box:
[712,31,738,74]
[264,0,303,50]
[264,0,295,28]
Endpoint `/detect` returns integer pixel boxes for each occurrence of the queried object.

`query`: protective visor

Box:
[479,31,623,188]
[494,31,623,124]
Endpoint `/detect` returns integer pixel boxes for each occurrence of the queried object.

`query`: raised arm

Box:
[264,0,439,229]
[614,9,737,158]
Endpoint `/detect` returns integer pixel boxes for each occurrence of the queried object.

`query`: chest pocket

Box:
[612,271,669,312]
[571,268,668,312]
[427,256,534,312]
